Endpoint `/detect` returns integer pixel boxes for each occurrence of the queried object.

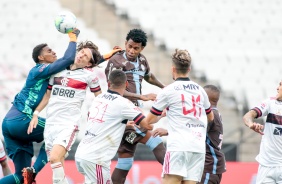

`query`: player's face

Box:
[276,81,282,101]
[39,46,57,63]
[75,48,93,68]
[125,39,144,61]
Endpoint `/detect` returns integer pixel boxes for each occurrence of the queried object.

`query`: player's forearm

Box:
[145,73,165,89]
[243,111,256,127]
[34,90,51,114]
[123,90,142,100]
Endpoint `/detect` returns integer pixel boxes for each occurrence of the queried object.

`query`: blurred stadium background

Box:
[0,0,281,183]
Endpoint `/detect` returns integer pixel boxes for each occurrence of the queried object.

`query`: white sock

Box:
[51,162,69,184]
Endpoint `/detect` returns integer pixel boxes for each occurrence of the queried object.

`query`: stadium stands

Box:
[106,0,282,109]
[0,0,111,137]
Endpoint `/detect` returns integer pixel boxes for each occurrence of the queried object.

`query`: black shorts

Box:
[117,125,148,155]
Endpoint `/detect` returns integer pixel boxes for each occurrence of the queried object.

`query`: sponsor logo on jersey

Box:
[85,130,97,137]
[183,84,199,90]
[273,127,282,136]
[52,87,75,98]
[186,123,205,128]
[102,93,118,101]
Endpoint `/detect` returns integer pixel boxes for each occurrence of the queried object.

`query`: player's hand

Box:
[103,46,122,60]
[152,128,168,137]
[249,122,264,135]
[140,93,157,101]
[126,121,135,128]
[68,28,80,42]
[27,116,39,134]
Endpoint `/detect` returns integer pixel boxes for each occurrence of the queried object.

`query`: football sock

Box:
[33,143,47,177]
[51,162,69,184]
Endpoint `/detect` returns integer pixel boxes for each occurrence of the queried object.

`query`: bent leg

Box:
[139,131,166,165]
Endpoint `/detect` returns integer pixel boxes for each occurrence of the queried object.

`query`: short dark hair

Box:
[204,85,220,94]
[109,70,127,88]
[32,43,47,63]
[77,41,102,68]
[126,29,147,47]
[172,49,191,74]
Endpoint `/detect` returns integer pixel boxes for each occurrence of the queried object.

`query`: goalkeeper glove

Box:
[68,28,80,42]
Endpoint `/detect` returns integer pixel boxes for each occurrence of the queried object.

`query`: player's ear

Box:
[38,55,44,61]
[126,81,129,87]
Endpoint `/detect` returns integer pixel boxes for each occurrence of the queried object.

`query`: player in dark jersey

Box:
[199,85,226,184]
[153,84,226,184]
[0,29,80,184]
[0,29,120,184]
[105,29,166,183]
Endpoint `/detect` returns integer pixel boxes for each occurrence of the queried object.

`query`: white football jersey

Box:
[46,68,101,126]
[75,90,145,167]
[252,97,282,166]
[150,78,211,153]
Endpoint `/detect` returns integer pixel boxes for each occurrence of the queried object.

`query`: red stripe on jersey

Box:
[205,107,212,114]
[66,125,79,151]
[47,85,52,90]
[96,164,103,184]
[54,77,87,90]
[134,113,145,125]
[252,107,262,118]
[150,107,162,116]
[90,86,101,93]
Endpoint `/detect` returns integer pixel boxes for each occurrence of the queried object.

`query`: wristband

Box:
[33,110,39,116]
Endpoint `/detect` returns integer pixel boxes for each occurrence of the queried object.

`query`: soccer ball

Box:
[54,11,77,34]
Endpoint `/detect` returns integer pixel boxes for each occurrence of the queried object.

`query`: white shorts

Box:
[0,140,6,162]
[76,158,111,184]
[162,151,205,182]
[256,164,282,184]
[44,124,79,159]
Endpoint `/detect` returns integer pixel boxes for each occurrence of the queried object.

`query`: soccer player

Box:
[75,70,146,183]
[139,49,214,184]
[243,80,282,184]
[0,29,80,184]
[28,41,121,184]
[105,28,166,183]
[0,140,12,177]
[153,84,226,184]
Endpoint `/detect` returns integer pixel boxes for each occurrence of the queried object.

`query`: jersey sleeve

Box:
[202,88,212,114]
[88,72,101,93]
[252,98,270,118]
[47,74,55,90]
[150,88,168,116]
[121,99,145,125]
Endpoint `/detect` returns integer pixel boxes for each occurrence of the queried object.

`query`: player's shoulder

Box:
[110,50,126,61]
[138,53,148,62]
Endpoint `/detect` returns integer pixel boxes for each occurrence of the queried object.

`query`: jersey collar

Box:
[175,77,190,81]
[107,89,121,96]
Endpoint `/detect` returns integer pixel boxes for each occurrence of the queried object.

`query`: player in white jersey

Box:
[243,80,282,184]
[75,69,148,184]
[27,41,121,184]
[140,49,214,184]
[0,140,11,178]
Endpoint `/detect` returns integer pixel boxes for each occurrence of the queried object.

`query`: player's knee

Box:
[49,154,61,164]
[116,157,133,171]
[145,136,163,151]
